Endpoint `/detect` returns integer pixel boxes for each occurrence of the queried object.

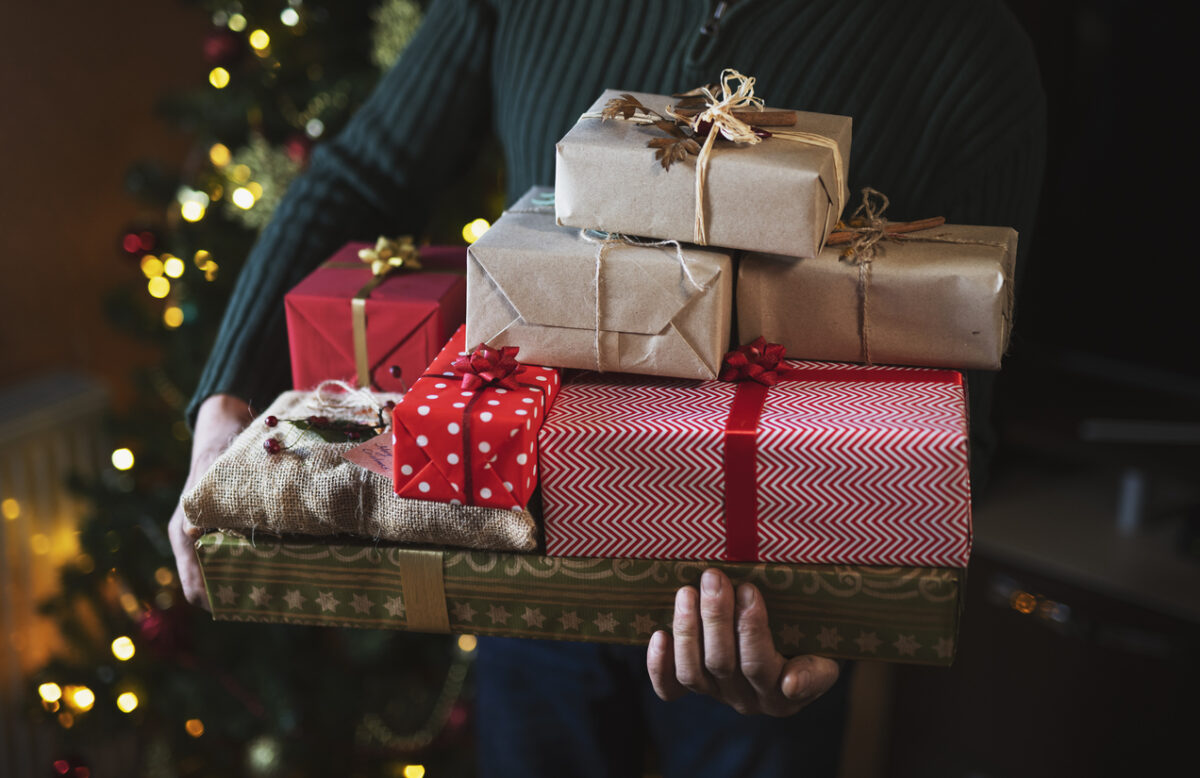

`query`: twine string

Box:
[578,230,705,372]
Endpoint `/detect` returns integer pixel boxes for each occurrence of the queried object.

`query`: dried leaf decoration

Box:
[601,93,649,120]
[648,136,701,170]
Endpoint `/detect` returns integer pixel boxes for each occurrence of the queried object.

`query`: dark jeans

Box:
[475,637,849,778]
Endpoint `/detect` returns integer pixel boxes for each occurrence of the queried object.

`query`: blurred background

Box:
[0,1,1196,776]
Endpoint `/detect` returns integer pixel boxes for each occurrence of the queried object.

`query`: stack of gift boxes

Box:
[190,74,1018,666]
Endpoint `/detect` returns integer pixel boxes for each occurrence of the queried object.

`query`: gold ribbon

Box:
[392,548,451,633]
[346,236,421,388]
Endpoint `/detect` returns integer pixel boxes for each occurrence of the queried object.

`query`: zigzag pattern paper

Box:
[539,362,971,566]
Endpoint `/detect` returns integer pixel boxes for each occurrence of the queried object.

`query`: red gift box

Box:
[285,242,466,393]
[392,326,559,510]
[539,351,972,566]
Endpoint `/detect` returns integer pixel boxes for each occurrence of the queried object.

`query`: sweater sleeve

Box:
[187,0,495,426]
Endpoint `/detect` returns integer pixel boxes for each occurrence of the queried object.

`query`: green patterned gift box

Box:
[197,532,963,666]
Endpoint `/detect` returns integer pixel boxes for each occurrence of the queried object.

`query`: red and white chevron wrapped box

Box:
[539,353,971,566]
[392,325,560,511]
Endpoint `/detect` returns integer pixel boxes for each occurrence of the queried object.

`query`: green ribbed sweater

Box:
[189,0,1045,483]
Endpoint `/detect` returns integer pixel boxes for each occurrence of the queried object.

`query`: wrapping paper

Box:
[285,243,466,392]
[739,225,1018,370]
[555,89,851,257]
[540,362,972,566]
[183,390,538,552]
[392,326,559,510]
[467,187,733,380]
[197,532,963,666]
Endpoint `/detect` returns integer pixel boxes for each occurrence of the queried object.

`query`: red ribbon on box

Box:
[718,338,961,561]
[394,326,558,510]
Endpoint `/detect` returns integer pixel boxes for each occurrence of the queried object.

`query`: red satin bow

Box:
[451,344,524,391]
[718,337,788,385]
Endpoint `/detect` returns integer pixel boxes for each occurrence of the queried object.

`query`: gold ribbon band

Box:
[392,548,451,633]
[325,236,421,388]
[350,273,391,388]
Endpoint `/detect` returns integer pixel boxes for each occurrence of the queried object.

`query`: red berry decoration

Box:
[263,438,281,454]
[388,365,403,379]
[265,415,278,428]
[346,430,361,441]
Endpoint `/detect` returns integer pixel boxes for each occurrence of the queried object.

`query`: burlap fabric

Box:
[183,389,539,551]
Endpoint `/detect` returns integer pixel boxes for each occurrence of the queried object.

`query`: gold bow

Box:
[351,235,421,388]
[358,235,422,276]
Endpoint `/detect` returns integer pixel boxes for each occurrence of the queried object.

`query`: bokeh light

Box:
[209,143,231,167]
[209,67,230,89]
[148,276,171,298]
[231,187,256,209]
[462,218,490,244]
[111,448,135,470]
[111,636,135,661]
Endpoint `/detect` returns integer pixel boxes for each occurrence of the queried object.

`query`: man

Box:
[171,2,1044,774]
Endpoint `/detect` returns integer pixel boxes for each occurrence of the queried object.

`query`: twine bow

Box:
[719,337,790,386]
[358,235,422,276]
[670,70,765,245]
[451,344,524,391]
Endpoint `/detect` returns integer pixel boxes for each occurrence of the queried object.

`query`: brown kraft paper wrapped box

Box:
[738,224,1019,370]
[467,187,733,381]
[555,88,851,258]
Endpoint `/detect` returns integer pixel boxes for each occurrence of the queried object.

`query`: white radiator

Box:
[0,372,108,778]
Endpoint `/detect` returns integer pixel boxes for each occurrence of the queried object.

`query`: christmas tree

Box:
[31,2,500,775]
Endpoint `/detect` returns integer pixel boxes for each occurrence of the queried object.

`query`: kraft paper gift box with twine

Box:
[183,385,538,552]
[738,189,1019,370]
[466,187,733,381]
[555,70,851,258]
[197,531,965,666]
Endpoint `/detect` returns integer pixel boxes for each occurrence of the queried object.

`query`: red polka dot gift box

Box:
[392,325,560,511]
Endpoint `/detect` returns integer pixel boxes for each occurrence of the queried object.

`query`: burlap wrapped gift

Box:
[183,389,538,551]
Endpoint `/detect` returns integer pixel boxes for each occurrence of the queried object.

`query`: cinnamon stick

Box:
[825,217,947,246]
[670,107,799,126]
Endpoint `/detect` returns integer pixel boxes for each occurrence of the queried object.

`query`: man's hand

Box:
[647,568,840,716]
[167,394,253,611]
